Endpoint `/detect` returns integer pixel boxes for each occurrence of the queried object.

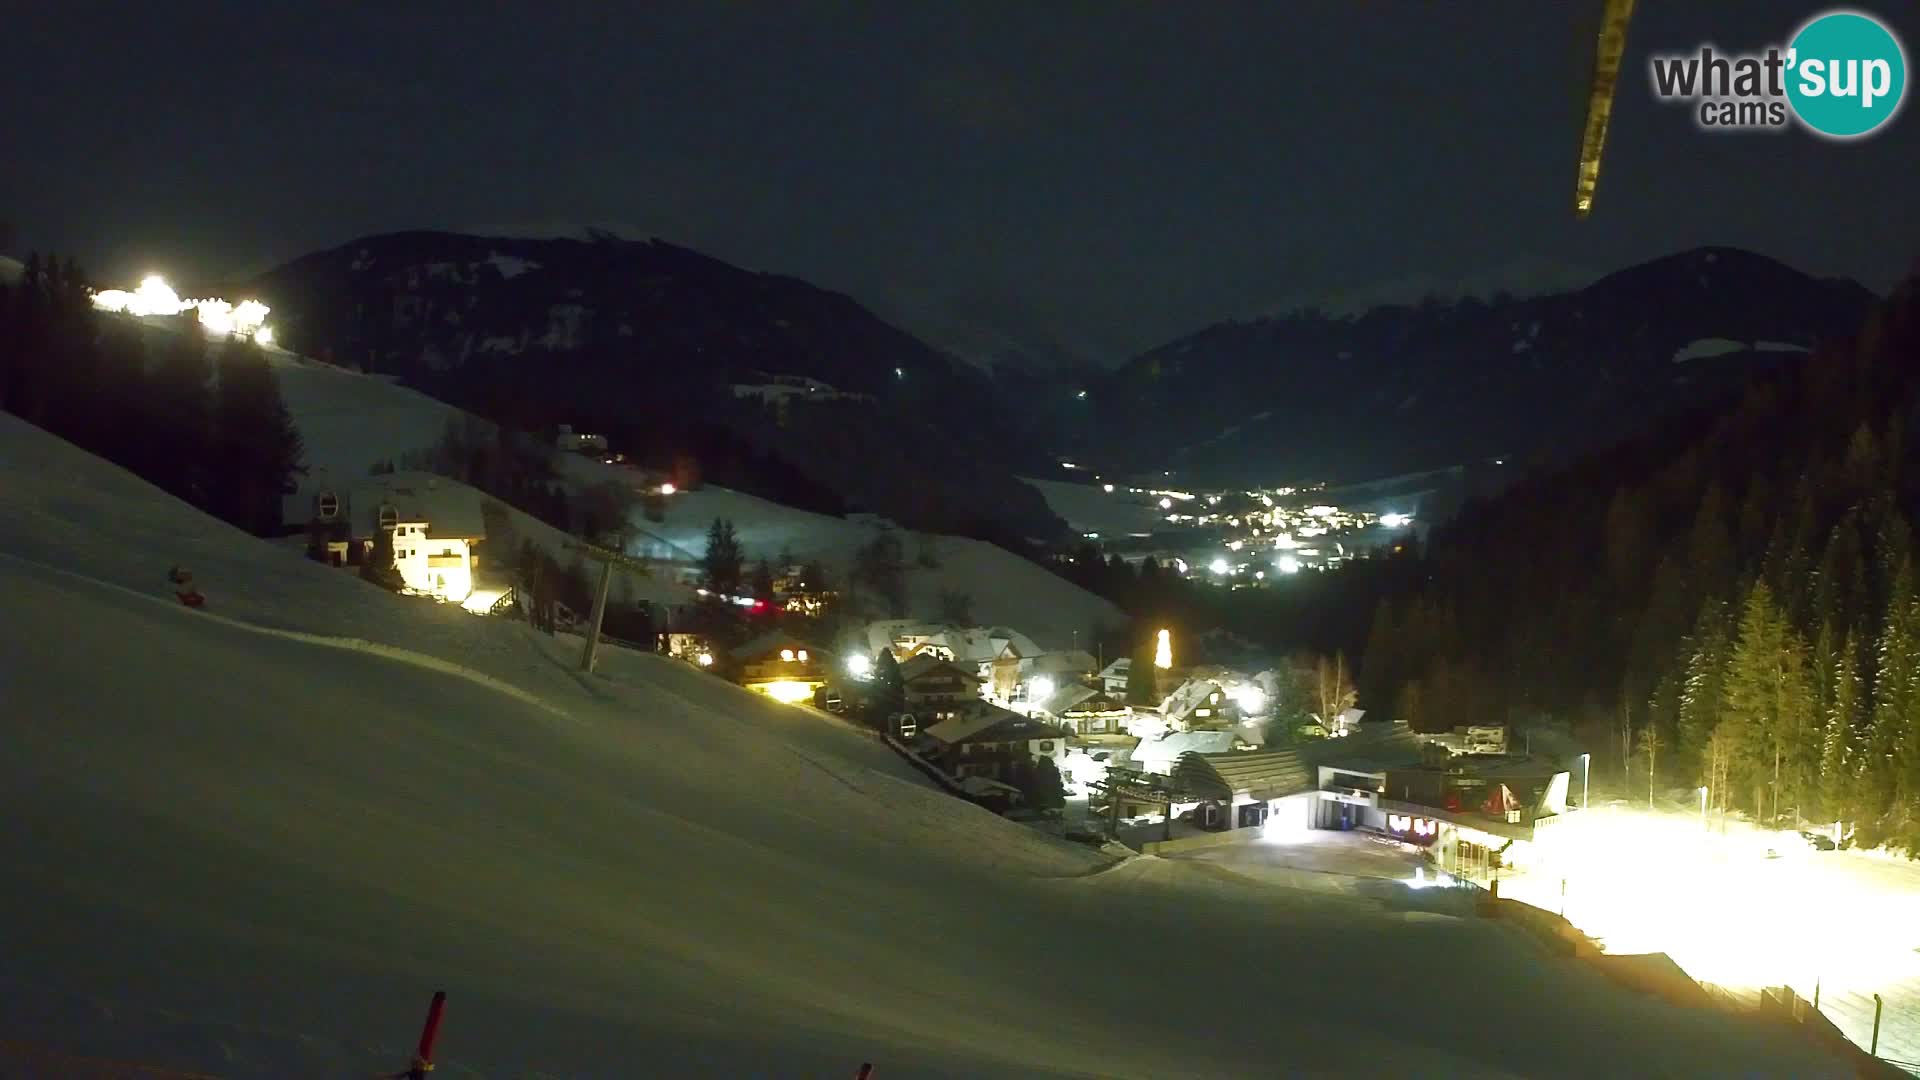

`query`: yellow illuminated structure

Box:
[759,680,817,704]
[1575,0,1639,218]
[735,631,834,705]
[1155,629,1172,670]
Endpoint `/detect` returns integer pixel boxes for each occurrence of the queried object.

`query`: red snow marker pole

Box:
[407,991,446,1079]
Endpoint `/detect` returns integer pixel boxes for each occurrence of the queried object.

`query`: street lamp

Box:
[1579,753,1591,811]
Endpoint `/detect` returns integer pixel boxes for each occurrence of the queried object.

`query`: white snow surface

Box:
[0,413,1857,1077]
[562,458,1125,651]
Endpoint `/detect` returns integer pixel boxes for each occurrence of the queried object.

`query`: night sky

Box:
[5,1,1916,364]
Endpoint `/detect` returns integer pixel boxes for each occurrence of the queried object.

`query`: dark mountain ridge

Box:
[1070,247,1877,488]
[248,229,1066,542]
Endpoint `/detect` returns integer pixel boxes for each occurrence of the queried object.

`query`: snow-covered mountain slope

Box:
[241,330,1120,645]
[1021,477,1173,538]
[269,350,468,476]
[558,457,1125,650]
[0,413,1854,1077]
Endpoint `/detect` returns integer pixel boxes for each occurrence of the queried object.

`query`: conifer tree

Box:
[1024,755,1067,811]
[149,319,215,505]
[210,336,305,534]
[701,517,744,597]
[1125,632,1160,707]
[1866,561,1918,832]
[360,526,404,591]
[1818,627,1861,825]
[871,649,905,722]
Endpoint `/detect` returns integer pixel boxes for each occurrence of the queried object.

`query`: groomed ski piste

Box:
[0,412,1856,1077]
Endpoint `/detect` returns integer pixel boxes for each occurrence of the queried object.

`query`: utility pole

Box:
[566,540,655,674]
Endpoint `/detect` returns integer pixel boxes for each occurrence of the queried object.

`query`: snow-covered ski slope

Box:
[261,342,1122,649]
[0,414,1850,1078]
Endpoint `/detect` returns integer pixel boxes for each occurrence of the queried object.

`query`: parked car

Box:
[1799,830,1836,851]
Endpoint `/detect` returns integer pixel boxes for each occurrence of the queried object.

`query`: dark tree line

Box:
[0,254,305,535]
[1356,266,1920,849]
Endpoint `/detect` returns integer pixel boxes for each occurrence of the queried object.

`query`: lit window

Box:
[1209,692,1220,703]
[780,649,795,662]
[1196,708,1212,718]
[797,649,809,662]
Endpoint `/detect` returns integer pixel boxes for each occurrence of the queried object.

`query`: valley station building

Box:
[1168,722,1572,879]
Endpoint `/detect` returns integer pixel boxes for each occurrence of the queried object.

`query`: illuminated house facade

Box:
[731,631,835,704]
[287,472,485,603]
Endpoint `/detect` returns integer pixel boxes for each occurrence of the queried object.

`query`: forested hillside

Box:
[0,255,305,537]
[1359,264,1920,850]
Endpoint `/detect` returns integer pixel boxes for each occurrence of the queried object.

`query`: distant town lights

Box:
[660,482,677,495]
[1102,483,1114,493]
[1209,557,1229,575]
[1380,512,1413,528]
[1159,497,1173,510]
[1277,556,1302,574]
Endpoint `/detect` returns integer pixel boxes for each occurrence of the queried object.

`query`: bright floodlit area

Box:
[1133,793,1919,1071]
[1497,798,1920,1067]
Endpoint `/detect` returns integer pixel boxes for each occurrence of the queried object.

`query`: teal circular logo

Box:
[1786,10,1907,138]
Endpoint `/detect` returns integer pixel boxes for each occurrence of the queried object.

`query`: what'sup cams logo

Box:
[1649,8,1907,138]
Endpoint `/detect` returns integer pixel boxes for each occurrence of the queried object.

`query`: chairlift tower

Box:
[565,539,655,673]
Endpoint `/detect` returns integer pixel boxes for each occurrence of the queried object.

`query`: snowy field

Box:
[0,412,1861,1077]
